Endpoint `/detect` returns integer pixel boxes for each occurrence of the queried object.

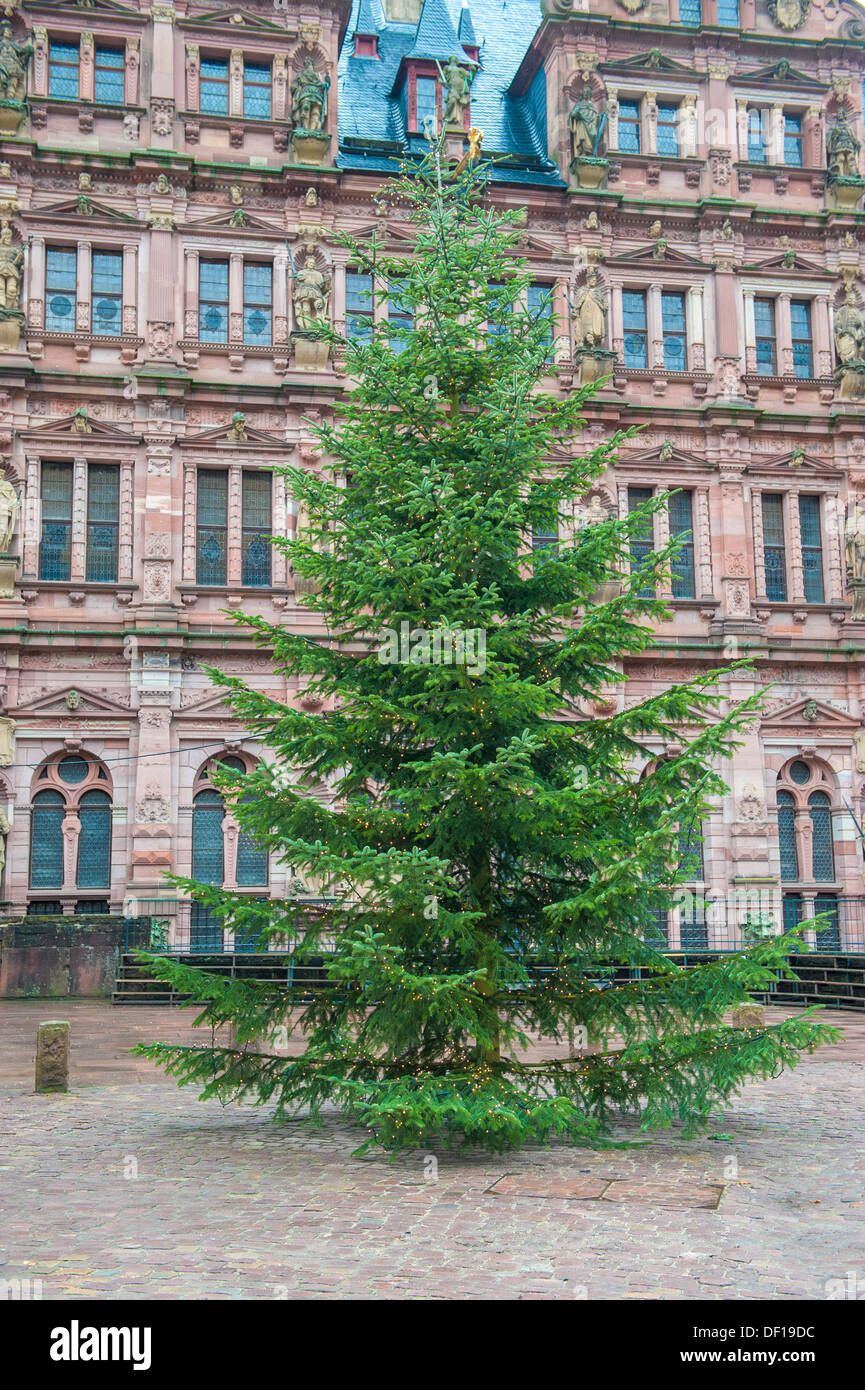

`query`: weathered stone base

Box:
[0,314,23,353]
[569,156,609,191]
[0,101,25,137]
[292,333,330,369]
[292,131,331,166]
[575,347,617,385]
[827,176,865,211]
[35,1020,69,1093]
[0,554,17,598]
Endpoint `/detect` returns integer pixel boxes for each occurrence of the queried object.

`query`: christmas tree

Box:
[140,146,838,1154]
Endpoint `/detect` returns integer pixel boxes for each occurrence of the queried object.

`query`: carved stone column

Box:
[76,241,91,333]
[124,37,140,107]
[28,235,45,330]
[122,243,138,337]
[79,30,95,104]
[184,247,199,340]
[182,459,197,583]
[227,464,242,585]
[787,488,805,603]
[70,457,88,580]
[686,285,705,370]
[777,293,794,377]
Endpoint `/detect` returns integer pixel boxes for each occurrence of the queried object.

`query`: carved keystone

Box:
[35,1021,69,1093]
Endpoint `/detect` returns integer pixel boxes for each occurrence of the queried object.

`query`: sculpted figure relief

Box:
[291,56,327,132]
[572,266,607,349]
[0,20,32,104]
[828,109,861,179]
[768,0,810,29]
[0,222,22,312]
[834,285,865,366]
[293,254,331,331]
[0,471,19,553]
[441,56,471,129]
[846,496,865,620]
[569,86,602,159]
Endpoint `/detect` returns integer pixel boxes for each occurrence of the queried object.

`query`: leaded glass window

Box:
[747,108,767,163]
[628,485,654,597]
[618,100,640,154]
[678,0,701,23]
[77,790,111,889]
[487,282,513,340]
[777,789,798,881]
[677,821,703,881]
[94,46,124,105]
[200,58,229,115]
[813,895,841,950]
[661,292,686,370]
[531,498,558,571]
[58,756,88,784]
[790,760,811,785]
[784,113,803,167]
[623,291,648,368]
[388,278,413,354]
[192,788,224,885]
[49,42,79,99]
[809,791,835,881]
[39,462,73,581]
[528,283,554,357]
[416,76,438,134]
[241,471,272,588]
[717,0,739,25]
[197,469,228,586]
[346,272,374,343]
[243,61,271,119]
[190,902,224,952]
[91,251,122,337]
[657,105,679,157]
[30,791,65,888]
[243,263,272,346]
[669,489,695,599]
[798,495,823,603]
[762,493,787,601]
[754,298,776,375]
[199,259,229,343]
[236,797,268,886]
[86,464,119,583]
[791,300,813,379]
[45,247,77,333]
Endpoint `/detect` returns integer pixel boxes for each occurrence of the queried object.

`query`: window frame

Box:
[48,39,80,100]
[93,44,125,106]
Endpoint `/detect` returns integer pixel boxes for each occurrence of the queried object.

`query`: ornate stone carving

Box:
[768,0,810,29]
[0,19,32,109]
[0,469,18,553]
[572,267,607,349]
[150,98,174,136]
[442,56,471,130]
[736,783,766,823]
[827,109,861,179]
[293,254,331,331]
[291,55,327,132]
[0,714,14,764]
[846,496,865,619]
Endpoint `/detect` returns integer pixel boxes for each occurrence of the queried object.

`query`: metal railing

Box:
[123,897,338,955]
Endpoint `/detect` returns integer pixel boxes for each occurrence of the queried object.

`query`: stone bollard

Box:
[731,1004,764,1029]
[35,1021,69,1093]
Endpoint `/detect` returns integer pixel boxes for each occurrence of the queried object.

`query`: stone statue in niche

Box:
[291,56,327,132]
[441,56,471,129]
[834,285,865,365]
[0,221,22,312]
[845,495,865,620]
[572,266,607,348]
[293,254,330,331]
[0,716,14,765]
[0,470,19,553]
[0,805,9,881]
[569,85,602,159]
[0,20,33,104]
[827,109,861,179]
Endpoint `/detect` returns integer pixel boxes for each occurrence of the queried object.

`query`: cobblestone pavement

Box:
[0,1001,863,1300]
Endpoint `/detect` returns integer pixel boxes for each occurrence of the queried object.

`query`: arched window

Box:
[808,790,835,882]
[777,789,798,881]
[191,755,268,889]
[29,754,113,897]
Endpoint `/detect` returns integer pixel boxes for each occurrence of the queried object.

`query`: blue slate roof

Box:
[354,0,385,33]
[338,0,563,186]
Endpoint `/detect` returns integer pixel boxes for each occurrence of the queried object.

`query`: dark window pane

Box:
[798,494,823,603]
[622,290,647,367]
[528,283,554,357]
[416,76,437,133]
[669,489,695,598]
[791,299,812,378]
[197,470,227,585]
[784,113,802,167]
[243,262,272,345]
[77,790,111,889]
[40,462,73,581]
[388,277,413,353]
[661,292,686,370]
[618,100,640,154]
[49,42,79,99]
[45,247,77,332]
[200,58,229,115]
[777,789,798,881]
[193,790,224,885]
[762,493,787,601]
[346,272,374,343]
[236,798,268,886]
[809,791,835,881]
[86,464,119,583]
[242,470,271,587]
[628,485,654,596]
[656,105,679,157]
[754,297,776,376]
[30,790,65,888]
[747,108,767,162]
[58,756,88,784]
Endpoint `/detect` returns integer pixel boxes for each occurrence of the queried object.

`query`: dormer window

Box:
[354,34,379,59]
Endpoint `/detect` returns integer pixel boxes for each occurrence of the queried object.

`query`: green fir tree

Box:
[140,146,839,1154]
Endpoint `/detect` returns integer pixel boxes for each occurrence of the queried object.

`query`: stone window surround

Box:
[616,476,714,602]
[605,83,699,160]
[740,278,833,380]
[26,749,116,902]
[30,24,141,107]
[609,277,708,373]
[27,237,140,351]
[749,486,844,608]
[181,243,289,353]
[773,755,842,892]
[21,450,136,587]
[180,457,289,591]
[183,42,289,123]
[733,94,823,169]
